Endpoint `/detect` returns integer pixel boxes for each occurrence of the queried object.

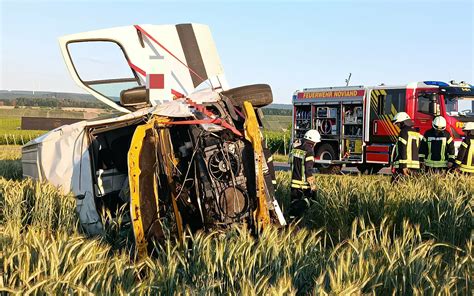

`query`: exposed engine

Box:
[203,139,250,223]
[172,125,256,231]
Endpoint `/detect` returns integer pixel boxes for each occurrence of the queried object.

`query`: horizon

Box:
[1,0,473,109]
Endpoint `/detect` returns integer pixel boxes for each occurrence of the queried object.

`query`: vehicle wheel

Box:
[315,144,341,174]
[357,164,383,175]
[220,84,273,107]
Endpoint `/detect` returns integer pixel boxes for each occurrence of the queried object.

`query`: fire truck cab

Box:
[292,81,474,174]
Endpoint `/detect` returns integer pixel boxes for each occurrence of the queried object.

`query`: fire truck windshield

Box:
[444,94,474,116]
[444,96,458,112]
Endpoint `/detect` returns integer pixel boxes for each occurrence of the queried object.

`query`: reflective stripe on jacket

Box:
[392,126,421,169]
[419,128,455,168]
[290,141,314,189]
[455,137,474,173]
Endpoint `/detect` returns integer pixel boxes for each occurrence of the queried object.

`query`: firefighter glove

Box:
[307,176,317,191]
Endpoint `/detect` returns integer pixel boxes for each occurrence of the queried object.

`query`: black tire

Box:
[220,84,273,107]
[315,144,341,174]
[357,164,383,175]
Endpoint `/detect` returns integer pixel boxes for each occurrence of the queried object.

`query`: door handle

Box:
[374,121,378,134]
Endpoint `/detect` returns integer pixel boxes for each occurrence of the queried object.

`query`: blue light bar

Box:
[423,81,450,87]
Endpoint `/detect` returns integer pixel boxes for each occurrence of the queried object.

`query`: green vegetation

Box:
[1,97,111,109]
[272,153,289,163]
[0,148,472,294]
[0,132,45,145]
[0,146,22,179]
[261,114,292,132]
[261,114,292,155]
[0,117,45,145]
[0,106,107,145]
[264,130,291,154]
[261,108,292,116]
[0,108,85,119]
[275,173,472,248]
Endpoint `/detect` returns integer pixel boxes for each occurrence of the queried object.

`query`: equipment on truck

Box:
[292,81,474,174]
[21,24,286,255]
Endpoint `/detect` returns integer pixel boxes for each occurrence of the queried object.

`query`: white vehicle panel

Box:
[59,24,227,112]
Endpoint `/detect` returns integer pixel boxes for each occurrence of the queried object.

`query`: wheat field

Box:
[0,147,472,294]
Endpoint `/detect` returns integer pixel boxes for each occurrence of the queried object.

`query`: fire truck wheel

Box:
[357,164,383,175]
[220,84,273,107]
[315,144,341,174]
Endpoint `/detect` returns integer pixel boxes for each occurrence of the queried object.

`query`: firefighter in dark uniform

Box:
[289,129,321,219]
[419,116,455,172]
[391,112,421,181]
[263,148,277,189]
[455,122,474,174]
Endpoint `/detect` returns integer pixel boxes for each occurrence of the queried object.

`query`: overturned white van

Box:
[22,24,285,253]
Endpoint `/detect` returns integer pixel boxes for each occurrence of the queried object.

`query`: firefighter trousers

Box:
[289,188,313,219]
[391,168,419,183]
[424,167,450,174]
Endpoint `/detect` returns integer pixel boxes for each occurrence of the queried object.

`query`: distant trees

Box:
[0,98,110,109]
[261,108,292,116]
[0,99,13,106]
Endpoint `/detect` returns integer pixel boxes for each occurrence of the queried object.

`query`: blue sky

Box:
[0,0,473,105]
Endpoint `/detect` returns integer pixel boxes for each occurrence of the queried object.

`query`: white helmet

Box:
[304,129,321,143]
[463,122,474,131]
[392,112,411,124]
[432,116,447,131]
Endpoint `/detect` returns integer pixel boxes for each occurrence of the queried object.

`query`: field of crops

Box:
[0,107,95,145]
[0,147,472,294]
[0,108,85,119]
[264,130,291,155]
[0,117,45,145]
[261,115,292,132]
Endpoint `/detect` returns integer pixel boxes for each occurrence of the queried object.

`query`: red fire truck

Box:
[292,81,474,174]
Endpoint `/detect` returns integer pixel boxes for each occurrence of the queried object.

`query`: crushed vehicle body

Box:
[21,24,286,252]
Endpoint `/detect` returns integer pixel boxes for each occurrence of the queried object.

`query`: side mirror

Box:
[220,84,273,108]
[120,86,150,108]
[428,101,436,114]
[428,94,440,115]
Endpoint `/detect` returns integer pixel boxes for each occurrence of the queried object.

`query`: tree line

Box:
[0,98,110,109]
[261,108,292,116]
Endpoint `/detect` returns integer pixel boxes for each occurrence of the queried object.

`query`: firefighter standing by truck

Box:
[455,122,474,174]
[419,116,456,172]
[289,129,320,219]
[391,112,421,181]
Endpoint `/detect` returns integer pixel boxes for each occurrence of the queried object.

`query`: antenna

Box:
[345,73,352,86]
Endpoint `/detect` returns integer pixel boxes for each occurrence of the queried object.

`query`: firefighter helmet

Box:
[432,116,447,131]
[463,122,474,131]
[392,112,411,124]
[304,129,321,143]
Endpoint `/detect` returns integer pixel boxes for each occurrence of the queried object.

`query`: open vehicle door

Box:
[59,24,229,112]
